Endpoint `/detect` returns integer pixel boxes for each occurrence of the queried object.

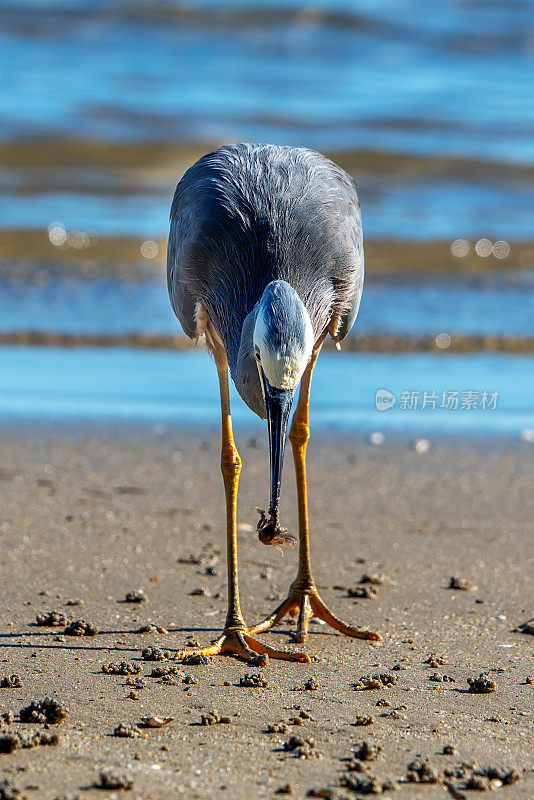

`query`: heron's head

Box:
[252,280,314,548]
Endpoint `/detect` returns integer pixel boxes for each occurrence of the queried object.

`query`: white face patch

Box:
[253,286,314,391]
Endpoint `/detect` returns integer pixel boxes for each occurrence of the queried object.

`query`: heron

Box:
[167,143,380,665]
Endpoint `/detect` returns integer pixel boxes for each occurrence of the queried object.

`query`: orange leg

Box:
[175,317,309,665]
[250,341,381,645]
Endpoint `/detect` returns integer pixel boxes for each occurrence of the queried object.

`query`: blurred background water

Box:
[0,0,533,433]
[1,0,533,239]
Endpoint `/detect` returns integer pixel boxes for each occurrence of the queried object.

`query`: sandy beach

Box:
[0,427,532,798]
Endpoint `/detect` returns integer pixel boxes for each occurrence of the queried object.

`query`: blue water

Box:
[1,2,531,437]
[2,0,532,163]
[1,274,533,337]
[1,347,532,434]
[1,177,532,241]
[0,0,532,241]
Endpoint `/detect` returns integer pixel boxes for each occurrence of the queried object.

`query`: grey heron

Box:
[167,143,380,665]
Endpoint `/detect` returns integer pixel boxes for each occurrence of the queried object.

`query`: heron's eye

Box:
[254,349,261,362]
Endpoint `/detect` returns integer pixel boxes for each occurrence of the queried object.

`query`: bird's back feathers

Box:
[167,143,364,412]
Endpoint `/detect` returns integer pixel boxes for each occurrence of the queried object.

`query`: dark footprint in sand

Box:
[37,478,56,495]
[83,487,110,499]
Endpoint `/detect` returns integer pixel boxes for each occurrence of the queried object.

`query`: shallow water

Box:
[1,176,531,241]
[1,273,533,337]
[1,347,532,435]
[1,0,532,241]
[0,1,531,432]
[2,0,531,161]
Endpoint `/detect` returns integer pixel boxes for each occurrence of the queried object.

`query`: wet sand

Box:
[2,229,532,281]
[0,428,533,798]
[2,331,533,354]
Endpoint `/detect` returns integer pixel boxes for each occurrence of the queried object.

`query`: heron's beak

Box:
[262,375,293,524]
[254,371,297,550]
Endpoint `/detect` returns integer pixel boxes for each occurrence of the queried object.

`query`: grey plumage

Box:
[167,142,364,416]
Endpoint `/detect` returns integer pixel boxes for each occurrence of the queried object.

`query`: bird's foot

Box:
[174,626,310,666]
[249,585,381,644]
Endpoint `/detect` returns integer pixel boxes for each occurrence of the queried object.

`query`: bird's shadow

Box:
[0,626,220,654]
[0,620,340,657]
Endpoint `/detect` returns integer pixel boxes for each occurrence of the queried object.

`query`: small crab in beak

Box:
[256,507,296,554]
